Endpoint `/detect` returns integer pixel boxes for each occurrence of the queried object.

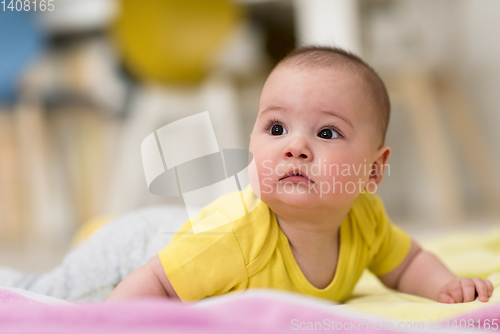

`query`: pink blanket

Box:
[0,287,498,334]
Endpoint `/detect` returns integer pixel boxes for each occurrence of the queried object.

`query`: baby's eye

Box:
[270,124,288,136]
[318,127,341,139]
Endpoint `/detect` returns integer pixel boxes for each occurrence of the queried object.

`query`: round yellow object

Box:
[113,0,241,84]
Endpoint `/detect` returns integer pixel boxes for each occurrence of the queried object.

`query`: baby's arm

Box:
[378,240,494,303]
[107,255,180,302]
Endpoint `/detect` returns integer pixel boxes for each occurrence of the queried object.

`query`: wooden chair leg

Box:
[400,70,464,224]
[437,73,500,217]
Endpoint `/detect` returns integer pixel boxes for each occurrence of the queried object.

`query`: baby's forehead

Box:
[264,64,370,99]
[260,65,372,111]
[258,63,384,144]
[258,50,389,146]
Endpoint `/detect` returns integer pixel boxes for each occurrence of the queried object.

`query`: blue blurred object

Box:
[0,10,44,104]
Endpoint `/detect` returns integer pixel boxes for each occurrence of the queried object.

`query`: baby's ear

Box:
[368,146,391,187]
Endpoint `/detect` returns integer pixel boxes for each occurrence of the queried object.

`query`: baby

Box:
[107,46,493,304]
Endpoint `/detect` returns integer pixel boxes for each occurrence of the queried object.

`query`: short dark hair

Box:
[274,46,390,147]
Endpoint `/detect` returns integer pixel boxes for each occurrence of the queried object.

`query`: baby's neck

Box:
[275,208,347,257]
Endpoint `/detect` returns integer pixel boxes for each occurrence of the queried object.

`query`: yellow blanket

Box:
[343,226,500,321]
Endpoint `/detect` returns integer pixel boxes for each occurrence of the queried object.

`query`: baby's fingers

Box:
[472,277,489,302]
[461,279,476,302]
[485,280,494,297]
[438,292,455,304]
[448,280,464,303]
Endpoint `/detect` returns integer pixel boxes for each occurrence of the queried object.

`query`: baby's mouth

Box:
[278,169,314,184]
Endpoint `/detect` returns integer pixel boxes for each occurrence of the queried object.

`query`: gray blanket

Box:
[0,205,190,302]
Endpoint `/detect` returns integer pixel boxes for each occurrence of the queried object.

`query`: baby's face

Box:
[249,65,383,213]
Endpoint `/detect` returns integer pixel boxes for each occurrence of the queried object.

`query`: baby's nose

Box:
[283,140,312,160]
[285,151,308,159]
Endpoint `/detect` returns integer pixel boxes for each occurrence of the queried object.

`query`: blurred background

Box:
[1,0,500,272]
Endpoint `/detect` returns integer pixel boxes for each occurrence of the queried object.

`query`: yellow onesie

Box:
[158,185,412,303]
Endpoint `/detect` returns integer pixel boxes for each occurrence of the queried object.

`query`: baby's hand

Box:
[437,278,494,303]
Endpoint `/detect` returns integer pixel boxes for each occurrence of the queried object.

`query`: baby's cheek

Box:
[332,175,361,195]
[319,163,371,195]
[248,159,261,198]
[249,157,277,197]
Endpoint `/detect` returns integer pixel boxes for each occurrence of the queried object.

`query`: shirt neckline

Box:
[274,213,348,296]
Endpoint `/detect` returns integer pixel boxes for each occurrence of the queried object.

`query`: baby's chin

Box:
[262,183,324,208]
[262,182,359,214]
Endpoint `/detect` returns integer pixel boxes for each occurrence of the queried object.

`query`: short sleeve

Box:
[367,195,412,277]
[158,211,248,302]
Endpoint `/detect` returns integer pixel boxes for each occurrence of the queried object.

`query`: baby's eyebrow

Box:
[320,110,353,128]
[260,106,353,128]
[259,106,286,116]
